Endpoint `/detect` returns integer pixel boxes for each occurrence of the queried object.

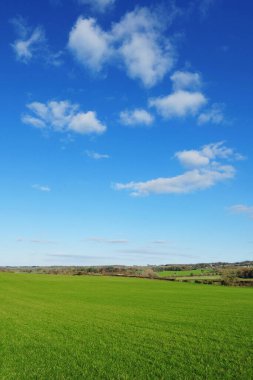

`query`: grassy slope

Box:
[0,273,252,380]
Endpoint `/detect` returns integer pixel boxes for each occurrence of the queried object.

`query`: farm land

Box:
[0,268,253,379]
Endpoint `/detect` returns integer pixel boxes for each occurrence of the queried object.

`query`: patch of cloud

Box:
[86,150,110,159]
[16,238,56,244]
[68,7,176,87]
[149,90,207,118]
[198,103,225,125]
[32,184,51,192]
[170,70,202,91]
[77,0,115,12]
[229,205,253,219]
[175,141,241,168]
[152,240,168,245]
[114,142,242,196]
[86,237,128,244]
[198,0,215,18]
[22,100,106,135]
[11,20,45,63]
[120,109,154,126]
[68,18,111,72]
[11,16,62,65]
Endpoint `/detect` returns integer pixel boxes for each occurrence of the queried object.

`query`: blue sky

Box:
[1,0,253,266]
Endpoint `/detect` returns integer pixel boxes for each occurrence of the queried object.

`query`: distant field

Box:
[157,269,213,277]
[0,273,252,379]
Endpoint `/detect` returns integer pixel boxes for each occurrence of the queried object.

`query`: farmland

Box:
[0,273,252,379]
[156,268,213,277]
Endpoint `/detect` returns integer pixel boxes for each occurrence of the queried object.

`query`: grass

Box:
[0,273,252,380]
[157,268,213,277]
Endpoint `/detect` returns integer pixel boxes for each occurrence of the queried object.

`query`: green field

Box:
[0,273,252,379]
[156,269,213,277]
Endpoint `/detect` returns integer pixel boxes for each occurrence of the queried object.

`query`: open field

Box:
[0,273,253,379]
[156,269,214,277]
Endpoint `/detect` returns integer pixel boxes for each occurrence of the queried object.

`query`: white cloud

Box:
[78,0,115,12]
[114,142,242,196]
[170,71,202,91]
[229,205,253,219]
[68,7,176,86]
[175,150,210,167]
[12,24,45,63]
[86,150,110,159]
[69,111,106,134]
[120,109,154,126]
[198,104,225,125]
[114,8,175,87]
[22,100,106,135]
[32,184,51,192]
[68,18,111,72]
[11,17,62,65]
[21,115,46,129]
[175,141,242,168]
[150,90,207,118]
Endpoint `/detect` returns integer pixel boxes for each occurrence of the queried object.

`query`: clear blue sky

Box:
[1,0,253,266]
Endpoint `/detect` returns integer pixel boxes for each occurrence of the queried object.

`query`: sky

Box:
[1,0,253,266]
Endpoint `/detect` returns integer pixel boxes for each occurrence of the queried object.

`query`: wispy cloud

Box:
[11,16,62,65]
[86,237,128,244]
[119,109,154,126]
[152,240,168,245]
[198,0,215,18]
[16,237,56,244]
[85,150,110,159]
[77,0,115,13]
[32,184,51,192]
[117,248,198,259]
[170,70,202,91]
[198,103,225,125]
[68,6,177,87]
[229,204,253,219]
[22,100,106,135]
[114,142,243,197]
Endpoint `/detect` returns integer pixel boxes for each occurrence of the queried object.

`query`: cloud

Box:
[22,100,106,135]
[86,237,128,244]
[198,0,215,18]
[120,109,154,126]
[77,0,115,12]
[152,240,168,245]
[16,238,56,244]
[12,24,45,63]
[170,70,202,91]
[32,184,51,192]
[114,142,242,196]
[175,150,210,168]
[68,18,111,72]
[229,205,253,219]
[175,142,241,168]
[113,7,175,87]
[68,7,176,87]
[198,104,225,125]
[149,90,207,118]
[86,150,110,159]
[11,17,62,65]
